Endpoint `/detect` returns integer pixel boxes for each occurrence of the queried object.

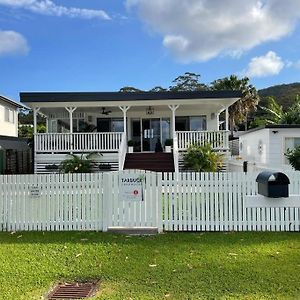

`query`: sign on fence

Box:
[119,173,144,201]
[30,185,41,198]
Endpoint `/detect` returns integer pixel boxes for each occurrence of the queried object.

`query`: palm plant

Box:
[183,143,223,172]
[59,152,101,173]
[211,75,260,134]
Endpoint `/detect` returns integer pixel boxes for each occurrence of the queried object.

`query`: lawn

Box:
[0,232,299,300]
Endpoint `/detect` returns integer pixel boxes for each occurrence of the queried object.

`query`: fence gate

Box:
[103,170,162,232]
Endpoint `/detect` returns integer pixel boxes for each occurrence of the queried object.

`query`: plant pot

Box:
[165,146,172,153]
[128,146,134,153]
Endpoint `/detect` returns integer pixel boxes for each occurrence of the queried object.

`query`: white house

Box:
[233,125,300,171]
[20,91,241,173]
[0,95,23,137]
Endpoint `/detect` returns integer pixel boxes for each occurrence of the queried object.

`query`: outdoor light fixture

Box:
[146,106,154,115]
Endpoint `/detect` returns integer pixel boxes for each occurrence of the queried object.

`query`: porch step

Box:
[124,153,175,172]
[107,227,159,235]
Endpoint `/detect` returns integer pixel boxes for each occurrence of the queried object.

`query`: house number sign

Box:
[30,185,41,198]
[119,174,144,201]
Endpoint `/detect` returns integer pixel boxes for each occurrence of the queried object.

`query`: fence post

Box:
[157,172,163,233]
[102,173,109,232]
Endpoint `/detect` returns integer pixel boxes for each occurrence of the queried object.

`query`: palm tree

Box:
[211,75,260,135]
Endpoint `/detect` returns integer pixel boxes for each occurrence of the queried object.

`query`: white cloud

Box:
[0,29,29,56]
[0,0,111,20]
[126,0,300,62]
[294,60,300,69]
[245,51,284,77]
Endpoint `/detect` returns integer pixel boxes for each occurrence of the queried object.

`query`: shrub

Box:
[165,139,173,146]
[128,140,135,146]
[285,146,300,171]
[59,153,101,173]
[183,143,223,172]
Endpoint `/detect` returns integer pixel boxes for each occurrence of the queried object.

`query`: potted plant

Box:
[164,139,173,153]
[128,140,135,153]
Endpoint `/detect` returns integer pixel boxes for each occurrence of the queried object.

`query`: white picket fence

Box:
[0,173,103,231]
[0,171,300,232]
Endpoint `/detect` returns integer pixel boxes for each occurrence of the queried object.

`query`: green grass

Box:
[0,232,299,300]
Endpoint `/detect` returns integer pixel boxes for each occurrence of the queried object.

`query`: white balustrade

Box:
[35,132,123,153]
[176,130,229,151]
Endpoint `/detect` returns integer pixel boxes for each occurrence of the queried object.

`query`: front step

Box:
[124,153,175,172]
[107,227,159,235]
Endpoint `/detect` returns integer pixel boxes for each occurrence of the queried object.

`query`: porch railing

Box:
[35,132,123,153]
[176,130,229,151]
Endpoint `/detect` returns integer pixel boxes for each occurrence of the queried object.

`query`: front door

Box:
[142,118,161,151]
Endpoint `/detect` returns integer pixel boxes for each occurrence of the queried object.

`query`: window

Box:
[4,107,14,123]
[175,116,206,131]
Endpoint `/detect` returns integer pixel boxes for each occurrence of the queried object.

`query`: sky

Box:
[0,0,300,101]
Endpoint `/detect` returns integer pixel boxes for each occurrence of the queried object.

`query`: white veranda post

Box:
[168,104,179,140]
[33,107,41,134]
[225,107,229,131]
[119,106,130,136]
[65,107,77,133]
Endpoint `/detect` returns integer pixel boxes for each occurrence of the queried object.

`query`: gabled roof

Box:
[0,95,25,109]
[20,90,242,103]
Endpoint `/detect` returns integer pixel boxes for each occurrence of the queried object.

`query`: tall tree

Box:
[169,72,208,91]
[119,86,144,93]
[149,86,168,92]
[211,75,260,134]
[281,95,300,124]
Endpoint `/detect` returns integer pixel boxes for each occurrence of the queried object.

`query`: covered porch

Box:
[20,91,241,173]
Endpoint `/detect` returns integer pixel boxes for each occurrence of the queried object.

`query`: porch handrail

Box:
[34,132,123,153]
[173,134,179,173]
[118,133,127,170]
[176,130,229,151]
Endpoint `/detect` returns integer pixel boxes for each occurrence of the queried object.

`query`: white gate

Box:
[103,170,162,231]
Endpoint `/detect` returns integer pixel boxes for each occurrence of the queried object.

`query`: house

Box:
[230,125,300,171]
[0,95,31,174]
[20,91,241,173]
[0,95,23,137]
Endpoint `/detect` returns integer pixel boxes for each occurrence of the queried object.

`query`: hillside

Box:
[258,82,300,110]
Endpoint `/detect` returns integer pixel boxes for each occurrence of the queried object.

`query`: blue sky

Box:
[0,0,300,101]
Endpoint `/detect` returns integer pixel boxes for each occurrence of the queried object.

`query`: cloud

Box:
[126,0,300,62]
[0,0,111,20]
[294,60,300,69]
[0,29,29,56]
[245,51,284,77]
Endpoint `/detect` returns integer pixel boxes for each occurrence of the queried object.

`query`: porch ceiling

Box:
[37,99,236,117]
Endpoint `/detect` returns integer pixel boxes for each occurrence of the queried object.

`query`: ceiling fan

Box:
[101,107,112,115]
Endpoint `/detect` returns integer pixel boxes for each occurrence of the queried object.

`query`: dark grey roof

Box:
[20,91,242,103]
[0,95,24,108]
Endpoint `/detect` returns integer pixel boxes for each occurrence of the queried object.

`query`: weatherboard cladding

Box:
[20,90,242,103]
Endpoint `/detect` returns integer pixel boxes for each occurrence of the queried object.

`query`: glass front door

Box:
[142,118,161,151]
[131,118,170,152]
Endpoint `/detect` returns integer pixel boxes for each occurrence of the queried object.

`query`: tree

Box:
[249,96,284,128]
[211,75,260,134]
[285,145,300,171]
[149,86,168,92]
[169,72,208,91]
[280,95,300,124]
[119,86,144,93]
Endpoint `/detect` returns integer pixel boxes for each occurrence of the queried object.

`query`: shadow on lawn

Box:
[0,231,298,246]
